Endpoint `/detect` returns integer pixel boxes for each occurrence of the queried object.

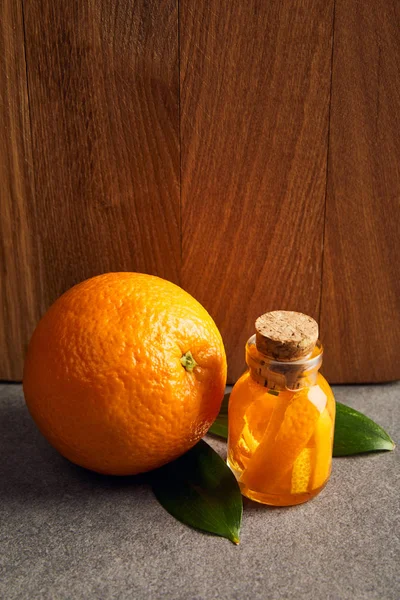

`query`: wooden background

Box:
[1,0,399,383]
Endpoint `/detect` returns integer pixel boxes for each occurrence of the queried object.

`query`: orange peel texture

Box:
[23,273,227,475]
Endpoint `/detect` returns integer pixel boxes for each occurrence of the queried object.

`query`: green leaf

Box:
[208,393,395,457]
[151,439,242,544]
[208,392,229,438]
[333,401,395,456]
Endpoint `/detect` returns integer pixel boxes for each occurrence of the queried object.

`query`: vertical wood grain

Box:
[23,0,180,307]
[180,0,334,382]
[0,1,40,380]
[0,0,179,380]
[320,0,400,382]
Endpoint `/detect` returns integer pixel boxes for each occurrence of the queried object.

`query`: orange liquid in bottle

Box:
[227,336,335,506]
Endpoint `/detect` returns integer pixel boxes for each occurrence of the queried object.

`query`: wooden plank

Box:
[321,0,400,383]
[0,1,40,380]
[180,0,334,382]
[23,0,180,308]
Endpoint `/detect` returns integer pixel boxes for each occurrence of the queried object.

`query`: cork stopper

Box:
[255,311,318,361]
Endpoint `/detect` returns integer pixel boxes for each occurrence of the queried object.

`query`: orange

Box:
[23,272,227,475]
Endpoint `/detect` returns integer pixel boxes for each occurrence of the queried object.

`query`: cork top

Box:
[255,311,318,361]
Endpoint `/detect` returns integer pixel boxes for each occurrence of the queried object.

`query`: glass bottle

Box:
[227,311,335,506]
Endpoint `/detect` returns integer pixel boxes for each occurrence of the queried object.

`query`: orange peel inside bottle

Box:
[227,311,335,506]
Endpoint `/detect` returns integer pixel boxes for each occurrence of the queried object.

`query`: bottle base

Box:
[227,460,329,506]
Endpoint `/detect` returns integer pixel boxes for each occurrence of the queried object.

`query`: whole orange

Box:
[23,273,227,475]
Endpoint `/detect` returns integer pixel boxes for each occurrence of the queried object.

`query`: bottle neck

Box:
[246,335,323,391]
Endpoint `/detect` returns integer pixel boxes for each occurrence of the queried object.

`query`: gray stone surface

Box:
[0,382,399,600]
